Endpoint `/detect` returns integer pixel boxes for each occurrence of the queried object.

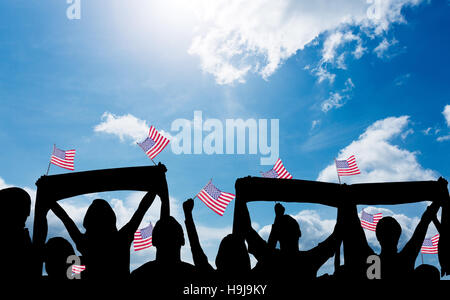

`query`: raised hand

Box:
[183,198,195,216]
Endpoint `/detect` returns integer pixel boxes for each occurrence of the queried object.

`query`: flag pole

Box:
[334,158,341,185]
[421,252,424,265]
[46,144,55,176]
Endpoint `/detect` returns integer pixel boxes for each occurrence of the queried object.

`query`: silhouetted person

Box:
[340,200,441,280]
[0,187,36,280]
[183,198,251,279]
[49,190,159,280]
[130,216,196,290]
[44,237,75,280]
[236,201,342,284]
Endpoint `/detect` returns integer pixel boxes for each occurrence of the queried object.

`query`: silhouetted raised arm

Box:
[304,205,343,272]
[235,197,270,262]
[400,200,441,263]
[183,199,214,273]
[50,202,84,248]
[267,203,285,250]
[156,163,170,219]
[340,201,374,278]
[120,190,157,242]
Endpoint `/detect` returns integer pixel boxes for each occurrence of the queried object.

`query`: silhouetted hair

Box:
[375,217,401,249]
[215,234,251,273]
[278,214,302,240]
[0,187,31,228]
[83,199,117,232]
[414,264,440,280]
[44,237,75,279]
[152,216,185,248]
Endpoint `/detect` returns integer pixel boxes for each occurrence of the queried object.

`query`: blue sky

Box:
[1,0,449,277]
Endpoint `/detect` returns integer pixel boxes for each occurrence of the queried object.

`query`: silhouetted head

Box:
[152,216,185,252]
[376,217,401,252]
[83,199,117,234]
[413,264,440,280]
[0,187,31,230]
[215,234,250,274]
[44,237,75,280]
[277,215,301,252]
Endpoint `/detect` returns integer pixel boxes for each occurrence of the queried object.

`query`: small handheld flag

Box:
[134,223,153,251]
[49,145,75,172]
[196,180,235,216]
[360,210,383,231]
[335,155,360,183]
[335,155,360,177]
[421,234,439,254]
[137,126,170,161]
[260,158,292,179]
[71,265,86,274]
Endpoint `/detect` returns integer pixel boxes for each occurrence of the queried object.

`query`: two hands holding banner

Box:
[232,176,450,277]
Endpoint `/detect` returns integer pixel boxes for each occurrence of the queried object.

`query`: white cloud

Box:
[437,135,450,142]
[311,119,321,130]
[317,116,438,183]
[394,73,411,86]
[189,0,424,84]
[401,128,414,140]
[321,78,355,112]
[94,112,149,142]
[443,105,450,127]
[94,112,174,143]
[321,92,346,112]
[422,127,432,135]
[436,105,450,142]
[322,31,360,64]
[373,37,399,58]
[353,43,367,59]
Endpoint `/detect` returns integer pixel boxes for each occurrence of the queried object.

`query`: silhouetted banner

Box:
[32,165,167,276]
[233,176,450,276]
[234,177,448,206]
[35,166,166,201]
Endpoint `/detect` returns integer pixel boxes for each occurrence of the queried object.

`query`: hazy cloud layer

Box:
[189,0,424,84]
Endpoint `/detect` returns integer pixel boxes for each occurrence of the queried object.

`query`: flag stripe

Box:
[50,147,75,171]
[360,211,382,231]
[421,234,439,254]
[71,265,86,274]
[336,155,360,176]
[139,126,170,160]
[133,223,153,251]
[197,181,235,216]
[262,158,293,179]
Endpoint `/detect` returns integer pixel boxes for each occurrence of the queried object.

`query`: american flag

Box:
[335,155,360,176]
[360,210,383,231]
[50,145,75,171]
[261,158,293,179]
[197,180,235,216]
[137,126,170,160]
[71,265,86,274]
[421,234,439,254]
[133,223,153,251]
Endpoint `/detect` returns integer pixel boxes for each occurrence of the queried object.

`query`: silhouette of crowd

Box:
[0,162,449,292]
